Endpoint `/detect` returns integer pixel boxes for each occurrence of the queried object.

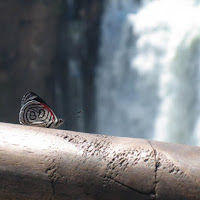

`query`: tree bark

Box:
[0,122,199,200]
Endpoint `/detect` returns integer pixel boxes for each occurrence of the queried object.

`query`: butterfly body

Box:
[19,92,63,128]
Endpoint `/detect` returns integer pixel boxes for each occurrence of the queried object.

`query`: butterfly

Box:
[19,92,64,128]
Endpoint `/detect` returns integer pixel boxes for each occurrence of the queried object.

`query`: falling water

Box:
[96,0,200,145]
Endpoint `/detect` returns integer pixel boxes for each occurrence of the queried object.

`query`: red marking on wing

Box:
[40,103,55,120]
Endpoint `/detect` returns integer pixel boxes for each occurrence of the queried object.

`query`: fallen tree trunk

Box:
[0,122,199,200]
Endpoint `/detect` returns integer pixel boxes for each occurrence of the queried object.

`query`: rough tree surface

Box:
[0,122,200,200]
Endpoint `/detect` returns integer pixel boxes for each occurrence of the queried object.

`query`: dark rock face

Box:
[0,0,104,132]
[0,0,63,123]
[55,0,104,132]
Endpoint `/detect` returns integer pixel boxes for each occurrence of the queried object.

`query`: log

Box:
[0,122,199,200]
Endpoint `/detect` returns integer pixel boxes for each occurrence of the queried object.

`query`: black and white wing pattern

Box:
[19,92,64,128]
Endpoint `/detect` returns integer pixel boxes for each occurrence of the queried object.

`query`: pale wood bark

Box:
[0,122,200,200]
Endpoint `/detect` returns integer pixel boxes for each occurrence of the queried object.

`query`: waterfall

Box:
[96,0,200,145]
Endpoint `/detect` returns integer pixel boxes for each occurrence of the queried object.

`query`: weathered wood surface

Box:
[0,122,200,200]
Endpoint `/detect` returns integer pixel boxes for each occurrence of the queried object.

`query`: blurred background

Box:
[0,0,200,145]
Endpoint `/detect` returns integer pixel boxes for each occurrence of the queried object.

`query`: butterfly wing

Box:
[19,100,58,128]
[21,92,49,107]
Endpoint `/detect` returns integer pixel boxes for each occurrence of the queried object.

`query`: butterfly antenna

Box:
[64,110,83,130]
[65,110,83,121]
[74,110,83,119]
[75,110,82,114]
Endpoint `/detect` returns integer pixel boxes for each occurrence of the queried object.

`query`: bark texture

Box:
[0,122,200,200]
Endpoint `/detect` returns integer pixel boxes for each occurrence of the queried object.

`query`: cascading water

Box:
[152,0,200,145]
[96,0,200,145]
